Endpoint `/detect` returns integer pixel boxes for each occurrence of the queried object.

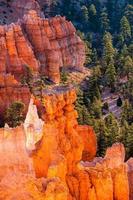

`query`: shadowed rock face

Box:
[0,10,85,83]
[0,0,41,24]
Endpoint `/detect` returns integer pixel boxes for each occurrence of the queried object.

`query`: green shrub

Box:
[5,101,25,127]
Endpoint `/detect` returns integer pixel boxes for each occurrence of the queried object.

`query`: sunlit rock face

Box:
[127,158,133,200]
[0,10,85,83]
[24,97,44,151]
[0,125,34,176]
[30,86,129,200]
[0,86,130,200]
[80,143,129,200]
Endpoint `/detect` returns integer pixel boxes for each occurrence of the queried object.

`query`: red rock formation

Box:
[77,125,97,161]
[0,86,130,199]
[30,87,129,200]
[127,158,133,200]
[0,11,85,83]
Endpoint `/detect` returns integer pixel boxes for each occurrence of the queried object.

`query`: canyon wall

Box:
[0,10,85,83]
[0,86,131,200]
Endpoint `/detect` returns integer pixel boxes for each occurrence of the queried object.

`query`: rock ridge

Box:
[0,10,85,83]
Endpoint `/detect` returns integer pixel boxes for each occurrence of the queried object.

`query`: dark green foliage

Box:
[102,102,109,111]
[100,10,110,33]
[5,101,25,127]
[94,119,108,156]
[126,124,133,158]
[117,97,123,107]
[75,88,94,125]
[21,65,33,92]
[105,58,116,89]
[121,100,133,125]
[120,16,131,41]
[60,69,68,84]
[124,55,133,79]
[102,32,115,65]
[41,0,133,158]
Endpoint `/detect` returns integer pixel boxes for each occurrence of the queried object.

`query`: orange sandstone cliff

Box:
[0,10,85,83]
[0,86,130,200]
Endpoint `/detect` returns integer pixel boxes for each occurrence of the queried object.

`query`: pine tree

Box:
[103,32,115,65]
[91,97,102,119]
[105,58,116,90]
[5,101,25,127]
[105,113,120,146]
[121,99,133,125]
[94,119,108,156]
[84,40,92,66]
[86,75,101,103]
[119,120,129,148]
[81,5,89,24]
[120,16,131,41]
[124,4,133,30]
[89,4,97,31]
[124,55,133,79]
[92,48,98,63]
[126,124,133,158]
[100,9,110,33]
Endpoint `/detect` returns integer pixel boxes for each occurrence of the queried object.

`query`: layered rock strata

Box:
[0,10,85,83]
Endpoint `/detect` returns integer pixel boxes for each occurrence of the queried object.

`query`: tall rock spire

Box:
[24,97,44,151]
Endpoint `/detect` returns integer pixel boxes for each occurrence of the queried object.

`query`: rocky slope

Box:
[0,10,85,83]
[0,86,131,200]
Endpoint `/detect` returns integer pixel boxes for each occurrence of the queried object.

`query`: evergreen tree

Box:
[120,16,131,41]
[105,113,120,146]
[119,120,129,149]
[88,4,97,31]
[86,75,101,103]
[126,124,133,158]
[90,97,102,119]
[5,101,25,127]
[117,97,123,107]
[75,88,93,125]
[124,4,133,30]
[124,55,133,79]
[121,99,133,125]
[92,48,98,63]
[81,5,89,24]
[102,32,115,65]
[105,58,116,89]
[121,44,129,57]
[100,9,110,33]
[128,44,133,59]
[85,40,92,66]
[94,119,108,156]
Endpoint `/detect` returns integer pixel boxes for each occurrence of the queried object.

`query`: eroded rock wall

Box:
[0,11,85,83]
[30,86,129,200]
[0,86,130,200]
